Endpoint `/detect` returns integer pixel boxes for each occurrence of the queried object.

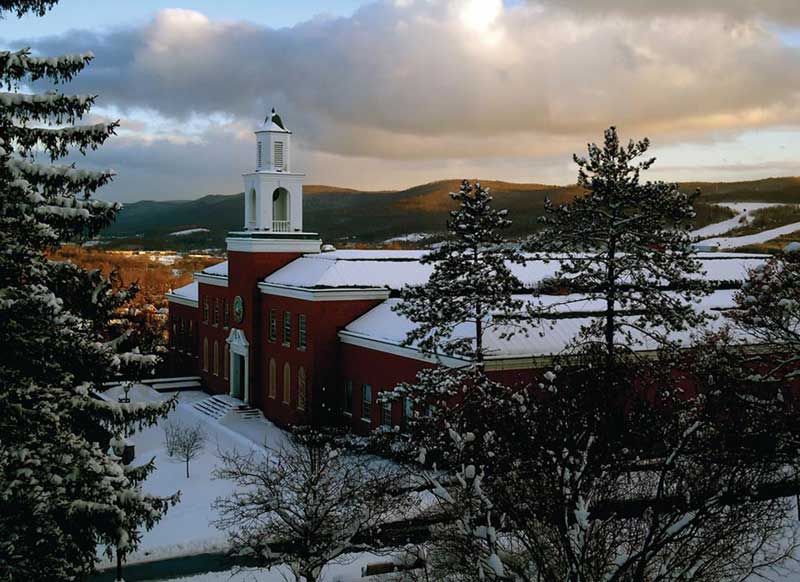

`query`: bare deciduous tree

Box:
[164,420,206,478]
[213,435,412,582]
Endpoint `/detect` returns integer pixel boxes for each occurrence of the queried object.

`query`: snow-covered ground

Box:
[98,388,290,567]
[692,202,784,239]
[700,220,800,249]
[145,555,384,582]
[170,228,210,237]
[106,385,800,582]
[383,232,432,244]
[692,202,800,249]
[100,386,394,581]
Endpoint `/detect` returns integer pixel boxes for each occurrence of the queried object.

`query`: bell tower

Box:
[224,109,322,409]
[242,108,306,233]
[228,107,322,254]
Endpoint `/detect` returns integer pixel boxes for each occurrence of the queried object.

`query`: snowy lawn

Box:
[98,387,290,567]
[144,552,388,582]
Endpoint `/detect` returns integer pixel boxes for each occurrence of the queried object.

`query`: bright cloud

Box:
[15,0,800,200]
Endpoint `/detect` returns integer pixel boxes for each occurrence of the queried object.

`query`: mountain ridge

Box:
[100,177,800,250]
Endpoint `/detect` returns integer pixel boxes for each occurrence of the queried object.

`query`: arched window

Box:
[248,188,257,224]
[223,344,229,380]
[272,187,290,231]
[213,341,219,376]
[268,358,276,399]
[283,362,291,404]
[297,367,306,411]
[203,338,209,371]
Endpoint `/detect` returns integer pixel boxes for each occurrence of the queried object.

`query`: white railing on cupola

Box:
[272,220,290,232]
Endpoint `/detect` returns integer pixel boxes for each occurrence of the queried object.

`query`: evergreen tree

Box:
[0,6,175,580]
[395,179,526,363]
[388,180,527,465]
[388,154,800,581]
[529,126,708,360]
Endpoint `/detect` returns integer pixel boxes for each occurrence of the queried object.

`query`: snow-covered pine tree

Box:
[529,127,709,361]
[0,6,176,580]
[395,179,526,363]
[387,180,527,465]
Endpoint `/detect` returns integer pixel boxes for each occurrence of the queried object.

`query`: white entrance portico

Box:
[227,328,250,403]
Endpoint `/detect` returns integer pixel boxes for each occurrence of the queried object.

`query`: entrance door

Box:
[231,354,245,400]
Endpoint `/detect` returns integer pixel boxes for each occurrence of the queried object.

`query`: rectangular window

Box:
[257,141,262,168]
[402,397,413,431]
[202,298,209,323]
[298,314,307,350]
[222,299,229,328]
[188,321,194,355]
[274,141,284,170]
[362,384,372,424]
[344,380,353,415]
[381,398,392,427]
[213,299,220,326]
[283,310,291,346]
[269,309,277,342]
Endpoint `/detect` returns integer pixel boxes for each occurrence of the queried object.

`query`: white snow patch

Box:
[692,203,786,239]
[383,232,433,244]
[701,221,800,249]
[170,228,210,237]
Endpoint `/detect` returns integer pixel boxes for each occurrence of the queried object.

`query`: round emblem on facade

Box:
[233,295,245,324]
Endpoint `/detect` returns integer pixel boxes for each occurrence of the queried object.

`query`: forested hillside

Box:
[100,177,800,250]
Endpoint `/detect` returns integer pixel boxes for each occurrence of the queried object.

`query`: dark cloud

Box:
[10,1,800,199]
[531,0,800,24]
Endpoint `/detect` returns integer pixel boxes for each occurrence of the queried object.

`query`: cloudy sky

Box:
[5,0,800,201]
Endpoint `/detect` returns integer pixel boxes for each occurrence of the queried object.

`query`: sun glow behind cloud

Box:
[14,0,800,200]
[458,0,503,39]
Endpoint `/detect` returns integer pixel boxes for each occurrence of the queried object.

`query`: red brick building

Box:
[167,111,770,431]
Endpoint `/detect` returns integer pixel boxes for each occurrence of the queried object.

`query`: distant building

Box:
[167,111,771,431]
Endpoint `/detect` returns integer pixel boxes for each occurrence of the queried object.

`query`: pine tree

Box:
[529,127,709,361]
[387,158,800,581]
[0,6,176,580]
[395,179,526,363]
[388,180,527,465]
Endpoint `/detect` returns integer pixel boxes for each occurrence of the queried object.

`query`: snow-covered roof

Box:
[263,250,767,290]
[173,281,198,301]
[340,290,749,362]
[166,281,198,307]
[256,108,290,133]
[201,261,228,277]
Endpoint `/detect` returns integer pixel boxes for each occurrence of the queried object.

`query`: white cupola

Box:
[242,108,305,233]
[255,108,291,173]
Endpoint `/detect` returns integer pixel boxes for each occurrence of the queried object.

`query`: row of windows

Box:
[171,316,197,355]
[267,358,307,411]
[198,298,308,351]
[268,310,307,350]
[202,298,230,328]
[200,343,306,412]
[343,380,414,429]
[202,338,230,380]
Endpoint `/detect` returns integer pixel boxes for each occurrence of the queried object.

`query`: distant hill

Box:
[99,177,800,250]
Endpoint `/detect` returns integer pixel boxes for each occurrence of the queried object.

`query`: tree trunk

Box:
[185,458,190,479]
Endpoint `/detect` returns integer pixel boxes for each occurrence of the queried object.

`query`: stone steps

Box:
[192,394,263,421]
